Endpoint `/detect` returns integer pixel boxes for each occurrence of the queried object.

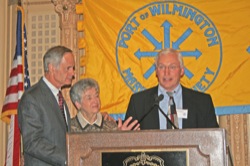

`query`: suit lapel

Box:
[182,86,198,128]
[64,104,71,131]
[145,86,160,129]
[182,86,189,128]
[39,79,68,132]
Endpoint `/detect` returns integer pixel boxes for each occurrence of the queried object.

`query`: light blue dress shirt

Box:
[158,84,183,129]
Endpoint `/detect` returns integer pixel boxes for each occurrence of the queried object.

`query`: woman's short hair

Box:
[70,78,99,104]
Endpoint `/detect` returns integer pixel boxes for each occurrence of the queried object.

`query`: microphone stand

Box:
[155,104,179,129]
[137,94,164,124]
[138,104,156,124]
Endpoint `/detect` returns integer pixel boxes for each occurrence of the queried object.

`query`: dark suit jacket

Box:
[125,85,219,129]
[18,78,71,166]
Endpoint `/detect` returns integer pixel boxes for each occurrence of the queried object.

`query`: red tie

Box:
[58,91,67,127]
[167,92,179,129]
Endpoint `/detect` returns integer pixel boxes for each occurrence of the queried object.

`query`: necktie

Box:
[167,92,179,129]
[58,91,67,128]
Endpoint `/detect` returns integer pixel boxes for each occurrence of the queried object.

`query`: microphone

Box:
[137,94,164,124]
[155,100,179,129]
[155,94,164,104]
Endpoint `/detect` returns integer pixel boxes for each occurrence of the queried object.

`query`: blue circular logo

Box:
[116,1,222,93]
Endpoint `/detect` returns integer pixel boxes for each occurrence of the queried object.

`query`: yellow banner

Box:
[76,0,250,117]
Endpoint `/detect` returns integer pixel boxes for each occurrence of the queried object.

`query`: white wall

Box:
[0,1,15,165]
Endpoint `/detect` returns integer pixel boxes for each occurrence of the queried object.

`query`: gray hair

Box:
[155,48,184,68]
[43,46,73,73]
[70,78,100,104]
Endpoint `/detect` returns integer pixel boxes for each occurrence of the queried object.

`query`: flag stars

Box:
[24,82,29,88]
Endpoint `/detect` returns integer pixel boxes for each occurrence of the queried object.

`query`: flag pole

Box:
[19,2,25,165]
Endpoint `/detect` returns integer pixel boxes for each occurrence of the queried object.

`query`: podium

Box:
[66,128,233,166]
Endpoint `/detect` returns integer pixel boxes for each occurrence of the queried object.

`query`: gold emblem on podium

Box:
[123,152,164,166]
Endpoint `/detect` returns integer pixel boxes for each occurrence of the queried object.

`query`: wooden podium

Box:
[66,128,233,166]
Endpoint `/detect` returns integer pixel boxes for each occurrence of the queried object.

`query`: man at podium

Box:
[125,48,219,130]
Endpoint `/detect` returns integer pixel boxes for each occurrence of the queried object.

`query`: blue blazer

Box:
[125,85,219,129]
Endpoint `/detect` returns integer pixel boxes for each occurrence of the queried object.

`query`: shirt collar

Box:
[43,76,60,95]
[76,112,103,129]
[158,83,181,94]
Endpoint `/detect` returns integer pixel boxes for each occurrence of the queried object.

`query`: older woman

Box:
[70,78,140,132]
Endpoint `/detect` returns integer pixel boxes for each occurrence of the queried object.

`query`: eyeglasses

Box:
[156,64,180,71]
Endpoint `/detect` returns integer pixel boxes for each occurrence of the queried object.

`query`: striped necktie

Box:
[167,92,179,129]
[58,90,67,128]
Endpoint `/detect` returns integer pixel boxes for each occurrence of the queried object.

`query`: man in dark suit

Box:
[125,48,219,130]
[18,46,75,165]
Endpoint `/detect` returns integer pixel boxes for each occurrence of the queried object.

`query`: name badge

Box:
[176,109,188,119]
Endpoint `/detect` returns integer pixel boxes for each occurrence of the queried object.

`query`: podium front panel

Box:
[66,129,227,166]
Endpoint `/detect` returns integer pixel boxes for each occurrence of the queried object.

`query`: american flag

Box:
[1,6,30,166]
